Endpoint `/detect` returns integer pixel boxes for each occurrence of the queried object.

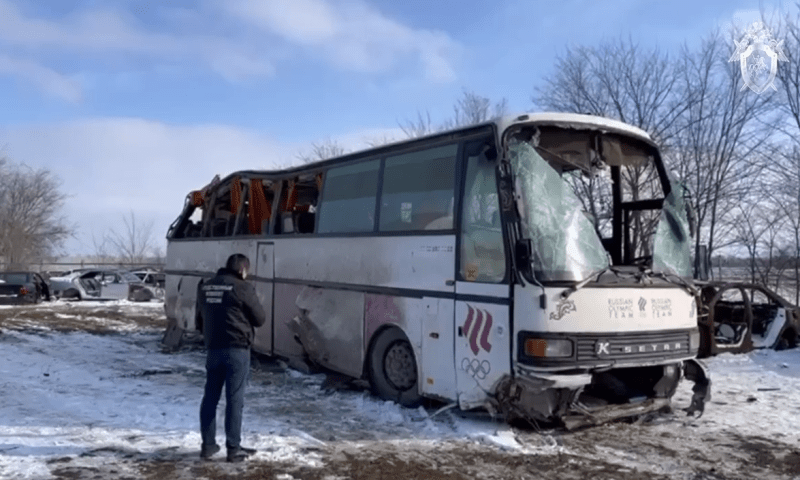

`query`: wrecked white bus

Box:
[163,113,709,428]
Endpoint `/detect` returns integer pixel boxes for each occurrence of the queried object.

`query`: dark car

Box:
[0,272,52,304]
[696,282,800,357]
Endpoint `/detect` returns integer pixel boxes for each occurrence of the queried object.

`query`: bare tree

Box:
[441,90,509,130]
[400,90,508,138]
[765,145,800,303]
[105,211,156,266]
[296,138,348,164]
[399,110,436,138]
[91,232,112,264]
[775,4,800,141]
[672,31,779,276]
[533,38,688,147]
[0,158,71,269]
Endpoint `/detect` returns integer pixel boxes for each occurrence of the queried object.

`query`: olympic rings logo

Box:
[461,358,491,380]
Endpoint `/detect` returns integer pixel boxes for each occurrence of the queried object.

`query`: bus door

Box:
[454,285,510,409]
[252,241,275,354]
[454,137,510,408]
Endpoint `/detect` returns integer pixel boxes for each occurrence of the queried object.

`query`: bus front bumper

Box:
[493,359,710,429]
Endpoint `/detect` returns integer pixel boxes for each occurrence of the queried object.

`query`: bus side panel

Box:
[165,239,257,331]
[272,282,306,361]
[454,299,510,410]
[295,287,365,379]
[420,297,457,400]
[272,236,455,292]
[252,242,274,356]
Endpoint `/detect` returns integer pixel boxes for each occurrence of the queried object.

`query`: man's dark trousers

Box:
[200,347,250,450]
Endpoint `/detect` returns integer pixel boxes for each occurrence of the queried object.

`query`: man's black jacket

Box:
[196,268,267,350]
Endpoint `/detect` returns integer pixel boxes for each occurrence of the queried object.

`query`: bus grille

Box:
[575,331,691,362]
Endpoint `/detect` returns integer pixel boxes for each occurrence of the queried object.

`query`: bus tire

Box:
[368,328,422,408]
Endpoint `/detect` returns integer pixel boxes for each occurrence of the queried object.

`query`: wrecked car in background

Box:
[696,282,800,357]
[163,112,709,429]
[50,269,144,300]
[128,269,165,302]
[0,272,52,304]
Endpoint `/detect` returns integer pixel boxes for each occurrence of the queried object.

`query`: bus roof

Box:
[207,112,655,185]
[495,112,654,144]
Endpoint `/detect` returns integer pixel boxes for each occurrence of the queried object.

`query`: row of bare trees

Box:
[532,6,800,303]
[0,154,161,269]
[295,89,509,164]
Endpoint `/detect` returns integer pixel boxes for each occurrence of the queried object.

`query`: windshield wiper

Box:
[559,266,615,300]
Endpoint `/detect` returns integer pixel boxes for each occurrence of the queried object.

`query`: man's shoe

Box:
[226,446,255,463]
[200,443,221,459]
[226,449,248,463]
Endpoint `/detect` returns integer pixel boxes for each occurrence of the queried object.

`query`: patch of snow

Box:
[1,306,799,478]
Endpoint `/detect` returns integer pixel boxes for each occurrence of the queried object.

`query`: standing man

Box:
[197,253,266,462]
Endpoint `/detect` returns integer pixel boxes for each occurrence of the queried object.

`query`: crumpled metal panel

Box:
[652,182,693,277]
[293,286,365,379]
[510,142,609,281]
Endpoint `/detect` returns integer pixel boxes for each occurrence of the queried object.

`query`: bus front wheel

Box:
[368,328,422,408]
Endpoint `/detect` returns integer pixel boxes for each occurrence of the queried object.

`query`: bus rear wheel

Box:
[368,328,422,408]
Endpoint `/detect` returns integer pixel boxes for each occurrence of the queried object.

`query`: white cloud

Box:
[0,53,82,102]
[226,0,459,82]
[0,0,458,102]
[0,0,275,97]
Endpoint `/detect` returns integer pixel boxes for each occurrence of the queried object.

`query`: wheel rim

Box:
[384,341,417,391]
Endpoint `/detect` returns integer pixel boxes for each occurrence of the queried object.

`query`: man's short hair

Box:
[226,253,250,273]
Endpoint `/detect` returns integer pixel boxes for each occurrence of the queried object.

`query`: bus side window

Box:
[460,140,506,283]
[245,179,273,235]
[318,160,380,233]
[379,144,457,232]
[274,174,320,234]
[203,181,236,238]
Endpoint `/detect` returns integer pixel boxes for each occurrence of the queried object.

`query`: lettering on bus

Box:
[608,298,634,319]
[651,298,673,318]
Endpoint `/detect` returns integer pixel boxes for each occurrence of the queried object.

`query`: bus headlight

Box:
[524,338,573,358]
[689,329,700,352]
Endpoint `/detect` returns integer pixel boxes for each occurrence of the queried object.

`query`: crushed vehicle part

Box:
[493,359,709,429]
[682,359,711,417]
[696,282,800,357]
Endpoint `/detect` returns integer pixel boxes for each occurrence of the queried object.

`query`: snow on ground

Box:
[0,301,799,479]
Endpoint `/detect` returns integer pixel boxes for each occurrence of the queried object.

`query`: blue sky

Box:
[0,0,780,256]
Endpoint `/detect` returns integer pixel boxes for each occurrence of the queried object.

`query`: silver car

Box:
[50,269,144,300]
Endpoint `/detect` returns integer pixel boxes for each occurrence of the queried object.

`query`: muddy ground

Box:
[1,302,799,480]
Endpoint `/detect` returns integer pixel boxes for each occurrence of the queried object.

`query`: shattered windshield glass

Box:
[509,139,610,282]
[652,181,693,277]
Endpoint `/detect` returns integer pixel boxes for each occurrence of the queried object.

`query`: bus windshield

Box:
[507,124,693,283]
[509,139,609,282]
